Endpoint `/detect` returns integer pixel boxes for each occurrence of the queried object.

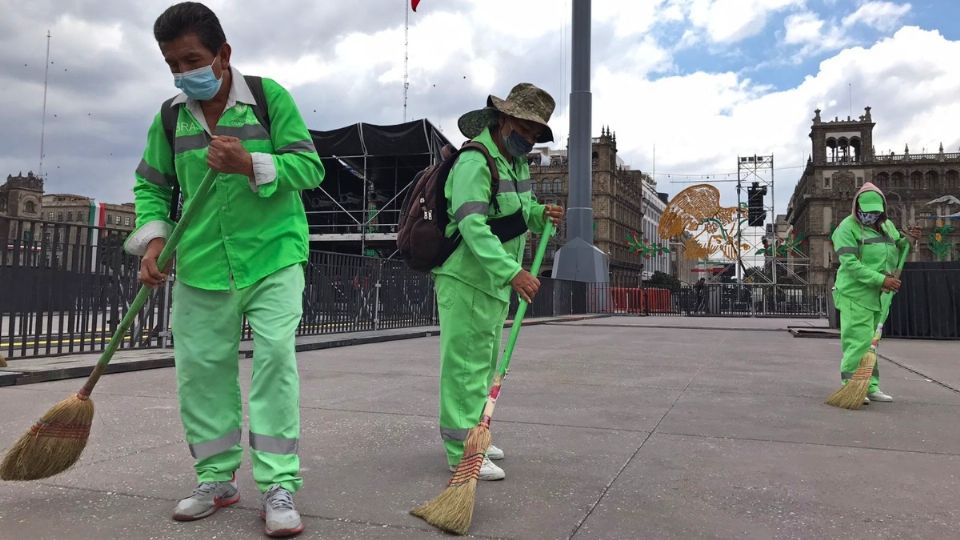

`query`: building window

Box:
[125,216,131,226]
[57,212,63,222]
[24,201,36,213]
[823,175,831,189]
[48,211,54,220]
[67,212,73,222]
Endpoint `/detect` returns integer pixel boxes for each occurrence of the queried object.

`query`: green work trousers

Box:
[171,263,304,493]
[436,275,509,467]
[836,294,881,393]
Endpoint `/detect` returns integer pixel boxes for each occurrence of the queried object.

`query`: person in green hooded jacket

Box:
[433,83,563,480]
[831,182,919,403]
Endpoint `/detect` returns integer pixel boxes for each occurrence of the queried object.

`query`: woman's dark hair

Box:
[154,2,226,54]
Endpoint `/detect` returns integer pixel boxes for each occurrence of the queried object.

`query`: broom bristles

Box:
[411,425,491,535]
[0,393,93,481]
[825,351,876,410]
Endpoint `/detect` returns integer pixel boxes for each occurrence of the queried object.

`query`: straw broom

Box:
[1,170,219,481]
[411,220,554,535]
[825,242,909,410]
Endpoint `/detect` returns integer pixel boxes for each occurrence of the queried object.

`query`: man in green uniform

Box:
[434,83,563,480]
[831,183,918,404]
[124,3,323,536]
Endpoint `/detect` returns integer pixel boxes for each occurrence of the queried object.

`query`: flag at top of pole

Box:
[411,0,421,11]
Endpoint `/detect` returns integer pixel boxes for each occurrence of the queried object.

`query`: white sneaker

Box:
[867,391,893,402]
[261,485,304,537]
[863,396,870,405]
[172,474,240,521]
[449,456,505,481]
[486,444,504,461]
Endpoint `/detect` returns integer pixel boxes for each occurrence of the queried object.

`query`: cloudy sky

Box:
[2,0,959,214]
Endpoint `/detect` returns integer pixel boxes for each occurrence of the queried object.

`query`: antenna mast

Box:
[39,30,51,177]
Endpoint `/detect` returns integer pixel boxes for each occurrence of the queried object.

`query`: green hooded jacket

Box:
[831,182,909,311]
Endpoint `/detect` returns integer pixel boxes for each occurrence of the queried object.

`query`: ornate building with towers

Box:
[786,107,960,286]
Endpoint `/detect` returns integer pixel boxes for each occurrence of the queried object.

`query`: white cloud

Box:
[589,26,960,217]
[780,11,852,60]
[842,1,912,32]
[686,0,804,44]
[784,12,824,45]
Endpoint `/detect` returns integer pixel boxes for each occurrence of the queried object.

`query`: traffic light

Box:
[747,181,767,226]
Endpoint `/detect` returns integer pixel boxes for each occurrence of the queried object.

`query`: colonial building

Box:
[786,107,960,286]
[527,128,656,277]
[1,172,135,264]
[0,171,45,243]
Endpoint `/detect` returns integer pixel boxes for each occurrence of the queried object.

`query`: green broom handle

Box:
[496,219,554,378]
[878,238,911,328]
[80,170,219,396]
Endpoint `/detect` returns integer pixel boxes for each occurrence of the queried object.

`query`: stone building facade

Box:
[527,128,652,277]
[786,107,960,286]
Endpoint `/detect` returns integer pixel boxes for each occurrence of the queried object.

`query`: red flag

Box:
[411,0,421,11]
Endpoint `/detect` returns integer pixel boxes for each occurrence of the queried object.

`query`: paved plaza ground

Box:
[0,316,957,539]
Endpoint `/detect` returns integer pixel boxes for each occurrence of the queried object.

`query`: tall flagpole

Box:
[39,30,51,177]
[403,1,409,122]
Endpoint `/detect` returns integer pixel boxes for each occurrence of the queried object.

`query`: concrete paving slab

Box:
[556,317,828,331]
[32,407,646,540]
[3,317,958,539]
[0,483,445,539]
[574,433,960,540]
[0,387,183,465]
[879,338,960,392]
[657,373,960,454]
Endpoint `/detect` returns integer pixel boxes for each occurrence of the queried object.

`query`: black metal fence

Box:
[3,217,833,359]
[1,218,169,358]
[1,218,438,359]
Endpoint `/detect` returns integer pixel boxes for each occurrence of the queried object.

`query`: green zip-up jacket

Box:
[831,183,909,311]
[434,127,547,302]
[124,68,324,291]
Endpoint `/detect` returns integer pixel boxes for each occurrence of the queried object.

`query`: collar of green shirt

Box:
[171,66,256,135]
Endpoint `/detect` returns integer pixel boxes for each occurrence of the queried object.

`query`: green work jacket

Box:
[434,128,547,302]
[125,69,324,290]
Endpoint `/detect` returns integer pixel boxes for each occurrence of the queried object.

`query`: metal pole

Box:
[403,2,409,123]
[160,275,172,349]
[771,154,777,286]
[39,30,51,177]
[736,158,743,284]
[552,0,608,283]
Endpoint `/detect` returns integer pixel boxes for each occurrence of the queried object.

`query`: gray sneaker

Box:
[172,474,240,521]
[261,485,304,537]
[867,390,893,402]
[486,444,504,461]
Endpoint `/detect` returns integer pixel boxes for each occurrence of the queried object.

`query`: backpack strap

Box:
[243,75,271,134]
[459,141,502,214]
[158,76,271,222]
[159,96,182,221]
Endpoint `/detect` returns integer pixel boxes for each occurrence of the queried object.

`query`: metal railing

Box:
[1,218,436,359]
[1,218,169,358]
[3,217,831,359]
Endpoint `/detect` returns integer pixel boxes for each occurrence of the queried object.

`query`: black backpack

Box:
[396,141,528,273]
[160,75,271,221]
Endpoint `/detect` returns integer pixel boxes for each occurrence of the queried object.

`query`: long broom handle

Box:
[873,239,912,342]
[79,170,219,397]
[497,219,554,378]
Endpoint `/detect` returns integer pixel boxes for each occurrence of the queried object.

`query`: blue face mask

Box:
[857,210,881,225]
[174,58,223,101]
[504,130,534,158]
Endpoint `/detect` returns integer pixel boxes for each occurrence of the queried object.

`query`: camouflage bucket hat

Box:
[458,83,555,143]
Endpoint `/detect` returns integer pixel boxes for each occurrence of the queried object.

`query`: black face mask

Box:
[503,129,534,158]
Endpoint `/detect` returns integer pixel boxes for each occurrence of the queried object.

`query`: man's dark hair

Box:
[154,2,226,54]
